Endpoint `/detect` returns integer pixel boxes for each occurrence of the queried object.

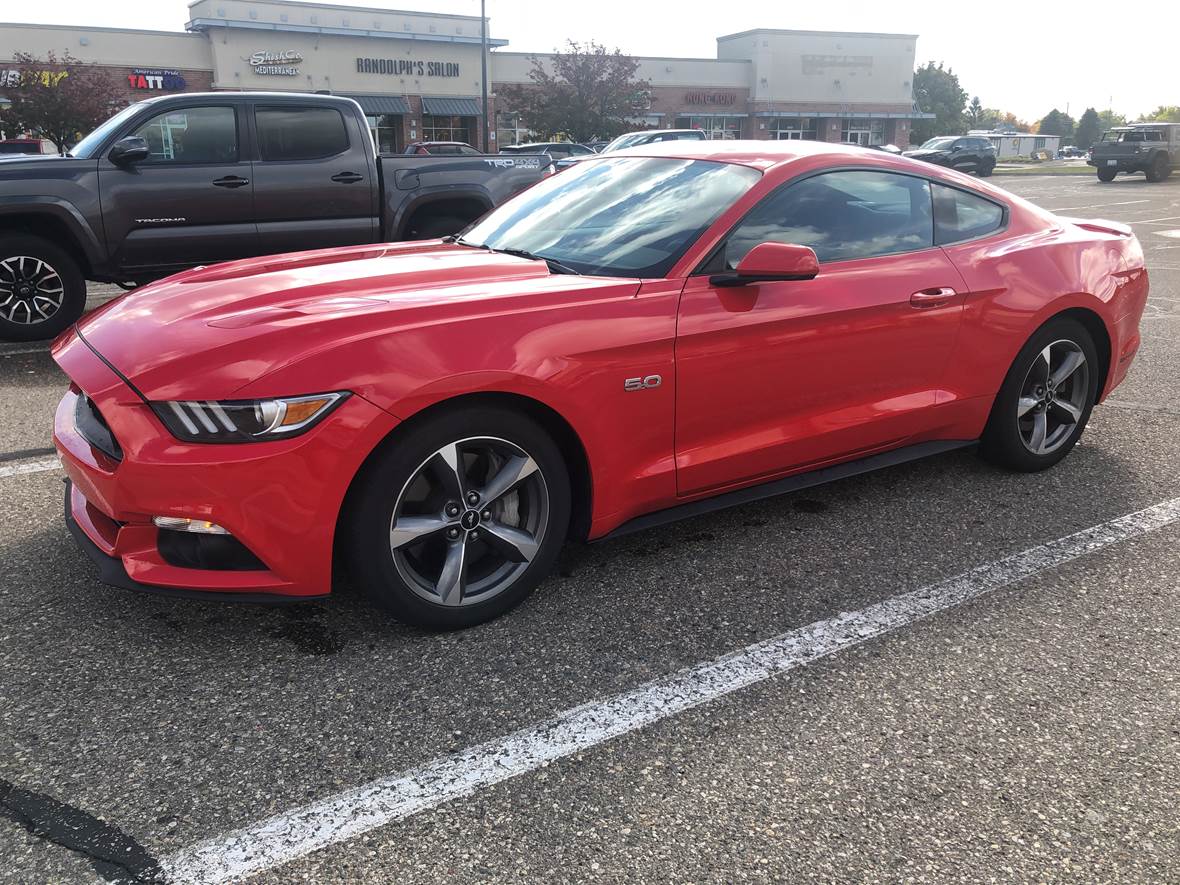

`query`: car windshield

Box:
[602,133,647,153]
[69,104,141,158]
[920,137,957,150]
[460,157,761,278]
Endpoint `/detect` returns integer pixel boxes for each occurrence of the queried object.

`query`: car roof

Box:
[603,138,902,170]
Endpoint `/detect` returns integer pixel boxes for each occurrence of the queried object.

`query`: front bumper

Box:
[1088,157,1146,172]
[53,331,400,600]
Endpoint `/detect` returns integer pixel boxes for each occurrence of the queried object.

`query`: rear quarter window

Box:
[933,184,1005,245]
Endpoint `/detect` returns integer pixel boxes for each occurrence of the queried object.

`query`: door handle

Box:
[909,286,957,308]
[212,176,250,188]
[331,171,364,183]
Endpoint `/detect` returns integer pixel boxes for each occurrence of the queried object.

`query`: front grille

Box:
[75,394,123,462]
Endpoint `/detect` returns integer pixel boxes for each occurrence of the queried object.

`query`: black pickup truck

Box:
[0,92,551,340]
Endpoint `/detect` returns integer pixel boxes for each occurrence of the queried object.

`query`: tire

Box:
[1144,153,1170,183]
[979,159,995,177]
[343,405,571,629]
[1096,167,1117,182]
[979,317,1099,473]
[0,235,86,341]
[410,214,466,240]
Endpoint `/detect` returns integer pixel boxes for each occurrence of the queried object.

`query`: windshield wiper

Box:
[491,247,581,275]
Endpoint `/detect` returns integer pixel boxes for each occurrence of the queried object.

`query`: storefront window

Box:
[423,114,472,146]
[768,118,818,140]
[840,118,885,146]
[673,115,742,140]
[496,112,531,147]
[366,114,402,154]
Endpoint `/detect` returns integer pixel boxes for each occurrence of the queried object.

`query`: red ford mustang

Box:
[53,141,1148,628]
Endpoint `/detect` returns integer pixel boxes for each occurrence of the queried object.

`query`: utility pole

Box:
[480,0,490,152]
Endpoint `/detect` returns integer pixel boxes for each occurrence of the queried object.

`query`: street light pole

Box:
[480,0,490,152]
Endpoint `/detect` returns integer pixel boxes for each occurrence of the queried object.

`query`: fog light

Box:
[152,516,230,535]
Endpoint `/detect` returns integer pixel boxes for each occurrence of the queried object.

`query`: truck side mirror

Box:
[108,136,150,166]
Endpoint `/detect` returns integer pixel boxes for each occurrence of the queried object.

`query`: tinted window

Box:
[462,157,760,278]
[933,184,1004,245]
[256,107,348,161]
[131,106,237,164]
[723,170,934,267]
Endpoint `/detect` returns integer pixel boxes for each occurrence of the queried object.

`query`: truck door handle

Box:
[910,287,957,308]
[212,176,250,188]
[331,172,364,183]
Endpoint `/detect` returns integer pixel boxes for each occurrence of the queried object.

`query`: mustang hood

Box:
[70,241,640,401]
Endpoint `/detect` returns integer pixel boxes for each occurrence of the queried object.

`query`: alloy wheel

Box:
[389,436,549,607]
[1016,339,1090,456]
[0,256,66,325]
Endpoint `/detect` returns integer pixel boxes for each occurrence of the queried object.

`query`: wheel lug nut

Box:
[466,491,479,505]
[469,529,479,540]
[482,510,490,520]
[447,527,460,539]
[446,503,460,517]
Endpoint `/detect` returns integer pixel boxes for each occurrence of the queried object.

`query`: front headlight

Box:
[151,392,348,443]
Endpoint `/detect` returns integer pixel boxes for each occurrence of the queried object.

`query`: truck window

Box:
[255,107,349,161]
[130,106,238,164]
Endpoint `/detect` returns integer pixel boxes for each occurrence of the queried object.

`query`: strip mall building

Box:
[0,0,933,151]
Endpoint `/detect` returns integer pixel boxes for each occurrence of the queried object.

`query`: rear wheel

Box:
[0,235,86,341]
[344,406,571,628]
[1096,167,1117,182]
[979,159,995,177]
[979,317,1099,472]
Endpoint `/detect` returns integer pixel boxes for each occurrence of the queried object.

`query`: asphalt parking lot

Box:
[2,173,1180,884]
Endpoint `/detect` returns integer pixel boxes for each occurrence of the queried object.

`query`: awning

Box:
[342,94,410,115]
[421,97,482,116]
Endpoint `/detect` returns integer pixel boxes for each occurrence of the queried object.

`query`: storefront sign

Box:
[245,50,302,76]
[684,92,737,106]
[356,58,460,77]
[128,68,186,90]
[0,69,68,87]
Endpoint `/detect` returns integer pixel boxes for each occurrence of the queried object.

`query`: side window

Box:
[255,106,349,161]
[722,170,933,267]
[130,106,238,164]
[933,184,1004,245]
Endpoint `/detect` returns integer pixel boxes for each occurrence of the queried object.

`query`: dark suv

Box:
[904,136,997,177]
[1089,123,1177,182]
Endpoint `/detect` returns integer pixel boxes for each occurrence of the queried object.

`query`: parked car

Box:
[903,136,997,176]
[866,143,903,154]
[1057,145,1086,159]
[54,141,1147,629]
[0,138,51,155]
[0,92,552,340]
[601,129,708,152]
[1088,123,1178,182]
[500,142,596,160]
[586,141,611,153]
[403,141,481,155]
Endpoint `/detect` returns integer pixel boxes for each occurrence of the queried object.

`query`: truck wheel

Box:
[411,215,466,240]
[1096,167,1117,182]
[979,159,995,177]
[0,236,86,341]
[1144,154,1170,183]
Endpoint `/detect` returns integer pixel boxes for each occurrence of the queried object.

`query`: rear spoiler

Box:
[1058,216,1134,237]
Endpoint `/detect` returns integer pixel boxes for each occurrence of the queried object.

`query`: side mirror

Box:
[710,242,819,288]
[108,136,150,166]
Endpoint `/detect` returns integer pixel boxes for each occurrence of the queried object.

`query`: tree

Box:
[1036,108,1076,140]
[1143,105,1180,123]
[498,41,649,143]
[1097,109,1126,130]
[0,51,123,153]
[1000,111,1032,131]
[1074,108,1102,149]
[966,96,984,129]
[910,62,968,143]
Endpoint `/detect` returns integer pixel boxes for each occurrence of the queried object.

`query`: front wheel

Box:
[0,235,86,341]
[344,406,571,628]
[979,160,995,177]
[979,317,1099,472]
[1096,167,1117,182]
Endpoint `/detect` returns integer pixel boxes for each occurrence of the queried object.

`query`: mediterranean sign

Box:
[245,50,302,76]
[129,69,187,90]
[356,58,460,77]
[684,92,737,106]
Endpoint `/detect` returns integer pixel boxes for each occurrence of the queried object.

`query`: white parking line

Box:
[1047,199,1150,212]
[0,457,61,478]
[160,495,1180,885]
[0,344,51,357]
[1130,216,1180,225]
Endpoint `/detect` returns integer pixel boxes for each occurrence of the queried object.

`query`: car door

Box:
[98,103,258,274]
[250,104,377,254]
[675,169,967,496]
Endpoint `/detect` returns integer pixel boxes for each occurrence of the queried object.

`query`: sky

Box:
[7,0,1175,122]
